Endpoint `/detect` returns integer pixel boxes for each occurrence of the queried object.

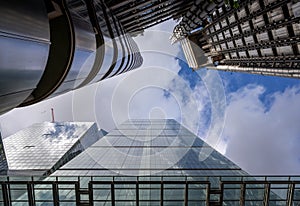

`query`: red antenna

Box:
[51,108,55,123]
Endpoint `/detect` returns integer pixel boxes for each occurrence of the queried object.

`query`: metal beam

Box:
[109,0,136,10]
[282,4,300,55]
[129,8,189,33]
[125,6,189,31]
[120,0,192,24]
[113,0,158,17]
[122,3,189,27]
[129,16,173,33]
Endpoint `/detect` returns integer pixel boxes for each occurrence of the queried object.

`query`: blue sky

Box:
[219,71,300,111]
[176,47,300,174]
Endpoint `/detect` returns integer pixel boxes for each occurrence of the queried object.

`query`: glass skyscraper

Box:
[0,119,298,205]
[53,119,247,177]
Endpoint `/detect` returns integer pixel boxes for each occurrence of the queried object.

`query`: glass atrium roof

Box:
[2,122,97,174]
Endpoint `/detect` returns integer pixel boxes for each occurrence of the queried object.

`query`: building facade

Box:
[0,119,298,205]
[106,0,195,35]
[53,119,247,177]
[0,122,100,176]
[0,0,143,115]
[176,0,300,79]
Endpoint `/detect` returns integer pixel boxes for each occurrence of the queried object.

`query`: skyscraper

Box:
[53,119,247,177]
[0,0,143,115]
[176,0,300,79]
[0,119,298,205]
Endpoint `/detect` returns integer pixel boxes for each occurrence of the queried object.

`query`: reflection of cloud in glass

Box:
[43,123,88,142]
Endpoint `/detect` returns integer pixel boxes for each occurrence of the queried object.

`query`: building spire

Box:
[51,108,55,123]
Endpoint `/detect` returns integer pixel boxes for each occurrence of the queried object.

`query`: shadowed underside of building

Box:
[177,0,300,79]
[106,0,194,35]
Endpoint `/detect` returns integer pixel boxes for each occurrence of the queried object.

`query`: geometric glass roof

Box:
[2,122,99,175]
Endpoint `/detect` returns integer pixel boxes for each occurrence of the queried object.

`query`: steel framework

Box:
[0,176,299,205]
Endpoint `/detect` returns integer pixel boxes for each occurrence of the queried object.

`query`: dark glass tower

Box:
[0,0,143,115]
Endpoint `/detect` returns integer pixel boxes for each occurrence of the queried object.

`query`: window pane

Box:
[164,189,184,200]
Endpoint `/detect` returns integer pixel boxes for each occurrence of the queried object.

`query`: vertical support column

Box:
[219,182,224,205]
[184,181,188,206]
[111,182,115,206]
[263,183,270,206]
[52,182,59,206]
[2,184,9,206]
[287,183,295,206]
[206,183,210,206]
[136,181,139,206]
[160,181,164,206]
[240,183,245,206]
[89,182,94,206]
[75,182,80,205]
[27,183,34,206]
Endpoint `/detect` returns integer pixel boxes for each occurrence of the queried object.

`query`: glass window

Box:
[115,189,136,201]
[139,189,160,200]
[34,189,53,201]
[164,189,184,201]
[223,188,241,200]
[59,188,76,201]
[245,188,264,200]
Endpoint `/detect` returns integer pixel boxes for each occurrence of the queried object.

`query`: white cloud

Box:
[223,84,300,175]
[91,20,193,131]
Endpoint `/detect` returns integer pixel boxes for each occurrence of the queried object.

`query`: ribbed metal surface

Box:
[0,0,50,115]
[0,0,143,114]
